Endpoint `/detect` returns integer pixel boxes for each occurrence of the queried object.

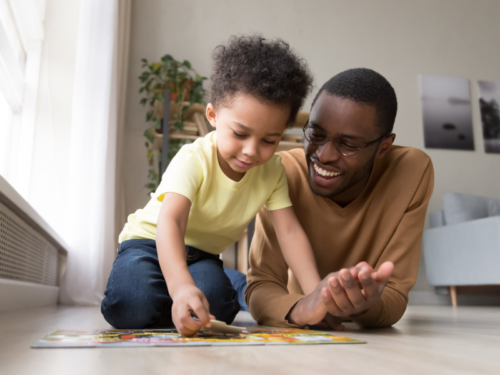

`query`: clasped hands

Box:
[288,261,394,330]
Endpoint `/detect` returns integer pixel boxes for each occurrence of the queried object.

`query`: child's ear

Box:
[206,103,217,128]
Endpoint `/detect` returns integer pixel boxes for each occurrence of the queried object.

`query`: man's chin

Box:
[307,172,343,199]
[309,182,340,199]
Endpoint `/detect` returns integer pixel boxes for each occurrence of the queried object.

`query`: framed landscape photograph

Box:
[477,80,500,154]
[419,74,474,150]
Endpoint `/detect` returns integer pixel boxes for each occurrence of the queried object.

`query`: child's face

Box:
[206,94,290,181]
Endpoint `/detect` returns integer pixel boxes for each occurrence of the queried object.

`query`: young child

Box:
[101,35,320,336]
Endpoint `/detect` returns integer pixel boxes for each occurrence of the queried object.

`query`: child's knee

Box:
[101,290,149,328]
[101,285,172,329]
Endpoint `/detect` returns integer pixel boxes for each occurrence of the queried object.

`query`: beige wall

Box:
[123,0,500,299]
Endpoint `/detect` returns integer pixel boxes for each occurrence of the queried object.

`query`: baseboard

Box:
[408,290,500,306]
[0,279,59,312]
[408,291,451,305]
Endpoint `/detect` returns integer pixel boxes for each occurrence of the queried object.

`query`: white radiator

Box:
[0,176,67,311]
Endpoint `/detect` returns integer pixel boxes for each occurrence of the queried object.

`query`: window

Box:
[0,89,14,176]
[0,0,45,197]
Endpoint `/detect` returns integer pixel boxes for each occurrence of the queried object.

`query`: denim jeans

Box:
[101,239,244,329]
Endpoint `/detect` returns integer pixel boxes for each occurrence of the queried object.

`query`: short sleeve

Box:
[264,159,292,211]
[156,146,203,203]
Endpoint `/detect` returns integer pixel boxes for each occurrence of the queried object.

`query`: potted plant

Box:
[138,54,206,192]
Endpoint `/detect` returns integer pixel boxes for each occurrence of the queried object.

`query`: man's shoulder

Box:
[374,145,434,198]
[276,148,307,180]
[382,146,433,175]
[387,145,431,163]
[277,148,306,169]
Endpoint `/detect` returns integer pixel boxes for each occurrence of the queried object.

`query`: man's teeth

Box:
[314,163,342,177]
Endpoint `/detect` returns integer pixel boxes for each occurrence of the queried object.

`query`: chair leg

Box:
[449,286,457,308]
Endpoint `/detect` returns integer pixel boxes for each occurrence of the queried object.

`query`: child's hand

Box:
[171,284,215,336]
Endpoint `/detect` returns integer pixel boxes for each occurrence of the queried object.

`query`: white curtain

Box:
[59,0,130,305]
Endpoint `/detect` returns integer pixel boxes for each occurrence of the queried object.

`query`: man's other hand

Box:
[321,261,394,318]
[287,261,393,326]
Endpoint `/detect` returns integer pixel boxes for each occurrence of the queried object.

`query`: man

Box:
[244,68,434,329]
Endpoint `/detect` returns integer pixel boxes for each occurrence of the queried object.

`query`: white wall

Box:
[123,0,500,300]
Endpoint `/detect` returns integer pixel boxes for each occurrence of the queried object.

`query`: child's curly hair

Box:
[208,35,313,127]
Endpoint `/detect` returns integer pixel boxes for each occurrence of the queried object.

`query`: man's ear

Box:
[375,133,396,159]
[206,103,217,128]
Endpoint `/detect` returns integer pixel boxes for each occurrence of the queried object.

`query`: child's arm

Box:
[268,207,321,295]
[156,192,214,336]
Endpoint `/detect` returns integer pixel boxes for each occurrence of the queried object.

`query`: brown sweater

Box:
[245,146,434,328]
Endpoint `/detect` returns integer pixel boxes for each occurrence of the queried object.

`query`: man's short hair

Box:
[312,68,398,134]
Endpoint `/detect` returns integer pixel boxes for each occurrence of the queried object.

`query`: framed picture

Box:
[419,74,474,150]
[477,80,500,154]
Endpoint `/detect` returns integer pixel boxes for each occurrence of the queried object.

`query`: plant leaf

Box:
[152,62,162,72]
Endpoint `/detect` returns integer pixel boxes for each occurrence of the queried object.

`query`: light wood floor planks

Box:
[0,305,499,375]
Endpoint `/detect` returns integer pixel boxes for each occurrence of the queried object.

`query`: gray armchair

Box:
[422,193,500,307]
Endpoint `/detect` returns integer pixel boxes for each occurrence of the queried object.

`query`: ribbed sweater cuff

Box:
[273,293,306,328]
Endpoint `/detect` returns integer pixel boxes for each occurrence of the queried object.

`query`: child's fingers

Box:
[202,297,213,321]
[177,313,202,337]
[191,299,211,327]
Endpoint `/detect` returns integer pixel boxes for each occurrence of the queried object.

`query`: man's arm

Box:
[352,164,434,327]
[337,157,435,328]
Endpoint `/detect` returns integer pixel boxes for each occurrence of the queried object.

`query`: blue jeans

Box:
[101,239,247,329]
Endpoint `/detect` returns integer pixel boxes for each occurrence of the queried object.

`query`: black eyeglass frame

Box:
[302,120,392,157]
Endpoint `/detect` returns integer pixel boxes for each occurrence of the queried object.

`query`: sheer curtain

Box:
[0,0,44,198]
[59,0,130,305]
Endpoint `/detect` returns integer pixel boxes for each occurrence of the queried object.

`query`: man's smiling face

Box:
[305,92,389,206]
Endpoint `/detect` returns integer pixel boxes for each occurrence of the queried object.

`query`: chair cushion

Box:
[444,193,500,225]
[429,210,446,228]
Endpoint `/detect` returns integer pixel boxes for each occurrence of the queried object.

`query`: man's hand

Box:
[321,261,394,318]
[171,284,215,337]
[287,261,393,327]
[310,313,345,331]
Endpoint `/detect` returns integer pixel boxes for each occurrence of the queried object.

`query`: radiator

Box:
[0,176,67,311]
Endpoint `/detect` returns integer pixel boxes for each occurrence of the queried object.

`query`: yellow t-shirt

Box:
[118,131,292,254]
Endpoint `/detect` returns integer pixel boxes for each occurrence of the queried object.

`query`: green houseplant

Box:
[139,54,206,192]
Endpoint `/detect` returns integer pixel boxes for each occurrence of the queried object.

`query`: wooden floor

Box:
[0,305,499,374]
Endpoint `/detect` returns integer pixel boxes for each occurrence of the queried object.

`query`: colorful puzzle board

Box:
[32,328,365,348]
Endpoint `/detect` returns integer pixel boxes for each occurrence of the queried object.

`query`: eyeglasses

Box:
[303,120,391,157]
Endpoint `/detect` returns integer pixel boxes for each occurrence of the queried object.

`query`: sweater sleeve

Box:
[351,156,434,327]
